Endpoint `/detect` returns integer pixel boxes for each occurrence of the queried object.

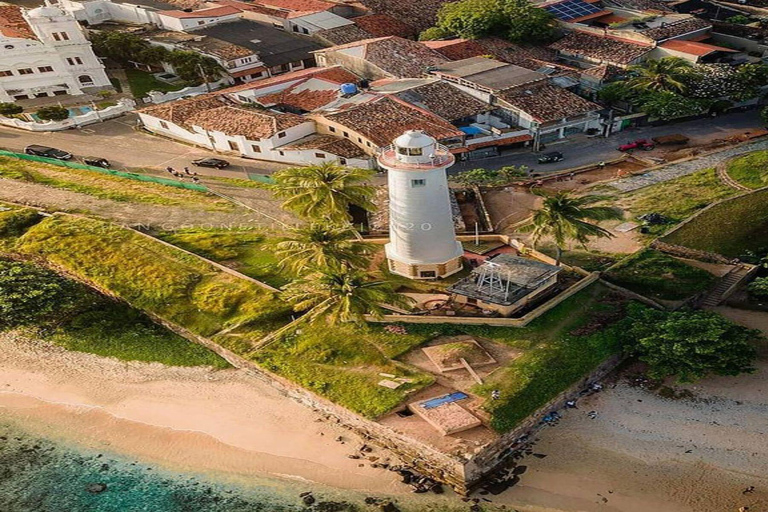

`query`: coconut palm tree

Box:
[627,57,695,94]
[268,163,375,223]
[527,192,622,265]
[280,266,413,326]
[274,223,373,275]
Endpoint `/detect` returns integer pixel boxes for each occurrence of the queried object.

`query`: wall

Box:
[143,78,233,104]
[156,12,242,32]
[315,50,389,81]
[0,99,136,131]
[711,32,768,55]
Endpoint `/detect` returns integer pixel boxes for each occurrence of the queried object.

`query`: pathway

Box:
[716,159,750,191]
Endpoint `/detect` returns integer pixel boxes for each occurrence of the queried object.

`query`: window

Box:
[302,27,309,34]
[52,32,69,41]
[339,158,346,165]
[159,121,169,129]
[366,141,372,147]
[52,32,60,41]
[328,126,336,133]
[278,150,284,156]
[228,140,239,151]
[13,94,28,100]
[37,66,53,73]
[411,179,426,187]
[66,57,83,65]
[78,74,93,85]
[398,147,423,156]
[18,68,33,75]
[251,144,261,153]
[314,152,325,159]
[277,131,286,138]
[61,32,69,40]
[342,131,349,138]
[197,20,205,25]
[420,270,436,278]
[53,90,67,96]
[292,25,299,32]
[0,70,12,77]
[357,137,362,143]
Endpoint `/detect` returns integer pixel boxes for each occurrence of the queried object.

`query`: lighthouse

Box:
[378,130,463,280]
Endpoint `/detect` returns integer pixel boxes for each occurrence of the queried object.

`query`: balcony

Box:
[377,143,454,170]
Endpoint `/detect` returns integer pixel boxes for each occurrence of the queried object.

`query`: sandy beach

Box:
[2,308,768,512]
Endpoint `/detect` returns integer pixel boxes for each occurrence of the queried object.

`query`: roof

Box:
[352,0,455,32]
[217,0,334,18]
[580,63,624,81]
[292,11,352,29]
[640,16,711,42]
[497,83,600,123]
[317,36,449,79]
[395,80,489,121]
[549,30,652,65]
[224,65,357,94]
[660,39,737,56]
[314,23,373,45]
[280,134,366,158]
[0,5,36,40]
[322,95,463,147]
[431,57,547,91]
[257,78,342,111]
[184,105,307,139]
[193,19,322,67]
[352,14,417,38]
[422,38,487,61]
[158,5,241,18]
[138,94,228,125]
[448,254,562,306]
[606,0,673,12]
[543,0,606,22]
[177,36,255,60]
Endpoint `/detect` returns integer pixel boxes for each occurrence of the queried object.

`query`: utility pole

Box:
[198,62,211,93]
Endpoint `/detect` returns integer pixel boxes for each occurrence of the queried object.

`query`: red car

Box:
[618,139,655,151]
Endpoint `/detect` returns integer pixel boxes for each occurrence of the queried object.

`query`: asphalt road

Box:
[0,114,287,179]
[451,110,765,175]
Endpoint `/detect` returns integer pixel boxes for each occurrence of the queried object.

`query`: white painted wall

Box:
[0,98,135,131]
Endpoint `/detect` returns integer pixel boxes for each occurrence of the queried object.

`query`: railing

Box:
[376,143,454,169]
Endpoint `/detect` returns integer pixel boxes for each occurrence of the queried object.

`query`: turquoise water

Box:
[29,106,93,122]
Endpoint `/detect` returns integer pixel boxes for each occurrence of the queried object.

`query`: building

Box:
[215,0,357,35]
[448,254,562,316]
[0,2,111,102]
[154,5,242,32]
[379,130,464,280]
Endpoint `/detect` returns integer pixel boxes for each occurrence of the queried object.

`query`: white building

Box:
[379,130,464,280]
[0,2,111,102]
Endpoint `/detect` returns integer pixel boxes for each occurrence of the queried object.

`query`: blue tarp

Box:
[421,392,469,410]
[459,126,482,135]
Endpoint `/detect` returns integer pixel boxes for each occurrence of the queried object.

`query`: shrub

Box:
[36,106,69,122]
[748,276,768,299]
[0,102,22,116]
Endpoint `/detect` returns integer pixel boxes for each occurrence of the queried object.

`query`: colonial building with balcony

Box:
[0,2,111,102]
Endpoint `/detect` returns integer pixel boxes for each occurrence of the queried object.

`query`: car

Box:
[617,139,655,152]
[83,157,110,168]
[24,144,72,160]
[192,157,230,169]
[537,151,564,164]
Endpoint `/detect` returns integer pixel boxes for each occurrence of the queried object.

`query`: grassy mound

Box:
[727,150,768,189]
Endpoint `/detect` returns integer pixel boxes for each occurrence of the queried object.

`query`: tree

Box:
[268,163,375,223]
[726,14,751,24]
[275,223,373,275]
[638,90,710,120]
[748,276,768,299]
[167,50,222,82]
[527,192,622,265]
[36,106,69,121]
[451,166,528,186]
[435,0,505,39]
[419,26,454,41]
[597,81,633,106]
[0,260,81,328]
[733,63,768,101]
[280,266,412,325]
[0,102,22,116]
[627,57,695,94]
[502,0,556,43]
[621,304,758,382]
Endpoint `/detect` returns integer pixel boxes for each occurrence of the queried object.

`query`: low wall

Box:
[0,99,136,132]
[144,79,232,104]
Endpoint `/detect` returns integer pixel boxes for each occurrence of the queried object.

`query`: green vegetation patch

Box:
[726,150,768,189]
[0,156,232,211]
[125,69,185,99]
[0,207,42,250]
[662,188,768,258]
[604,249,716,301]
[158,228,291,287]
[0,258,227,367]
[537,242,619,271]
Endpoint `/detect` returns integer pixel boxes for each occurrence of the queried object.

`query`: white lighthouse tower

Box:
[378,130,463,280]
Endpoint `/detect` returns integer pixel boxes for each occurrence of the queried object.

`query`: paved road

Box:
[0,114,287,179]
[451,110,764,175]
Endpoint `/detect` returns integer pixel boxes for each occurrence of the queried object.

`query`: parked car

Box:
[83,156,110,168]
[192,157,230,169]
[537,151,564,164]
[24,144,72,160]
[618,139,655,152]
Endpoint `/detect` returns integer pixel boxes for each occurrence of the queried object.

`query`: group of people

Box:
[166,166,201,183]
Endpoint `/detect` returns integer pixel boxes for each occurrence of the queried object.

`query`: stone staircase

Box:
[700,264,753,307]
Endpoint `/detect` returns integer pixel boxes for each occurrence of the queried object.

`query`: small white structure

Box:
[379,130,463,280]
[0,1,112,102]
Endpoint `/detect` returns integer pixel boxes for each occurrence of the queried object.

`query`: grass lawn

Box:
[157,228,291,288]
[662,187,768,258]
[0,206,42,251]
[727,150,768,189]
[617,168,737,232]
[537,242,620,271]
[125,69,186,99]
[604,249,716,301]
[0,156,233,211]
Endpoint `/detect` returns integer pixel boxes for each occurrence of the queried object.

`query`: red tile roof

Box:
[185,105,307,139]
[281,134,366,158]
[352,14,417,38]
[0,5,36,40]
[229,66,267,77]
[159,5,241,18]
[258,84,339,111]
[422,39,487,61]
[640,17,711,42]
[395,80,489,121]
[660,39,736,56]
[497,83,600,123]
[550,30,652,66]
[315,24,374,45]
[352,0,455,32]
[223,66,358,94]
[218,0,333,17]
[139,94,228,125]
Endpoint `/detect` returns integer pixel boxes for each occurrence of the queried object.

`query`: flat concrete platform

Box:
[409,395,482,436]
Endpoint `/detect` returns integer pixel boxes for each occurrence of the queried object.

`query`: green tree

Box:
[628,57,695,93]
[597,81,633,106]
[275,223,372,275]
[761,106,768,126]
[436,0,505,39]
[280,266,412,325]
[621,304,758,382]
[733,63,768,101]
[638,90,710,120]
[502,0,556,44]
[167,50,222,82]
[418,26,454,41]
[726,14,751,24]
[527,192,622,265]
[36,106,69,121]
[748,276,768,299]
[0,260,81,328]
[451,166,527,186]
[0,102,22,116]
[268,163,375,223]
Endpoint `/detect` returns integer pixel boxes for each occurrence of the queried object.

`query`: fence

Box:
[0,99,136,132]
[0,150,210,193]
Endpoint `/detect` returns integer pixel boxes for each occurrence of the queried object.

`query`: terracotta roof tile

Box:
[497,83,600,123]
[0,5,36,40]
[218,0,333,17]
[185,105,306,139]
[640,17,711,41]
[223,66,357,93]
[139,94,228,125]
[396,80,488,121]
[323,95,463,147]
[314,23,373,45]
[258,83,340,111]
[422,39,487,61]
[580,63,624,81]
[352,14,417,38]
[281,134,366,157]
[549,30,652,66]
[353,0,455,31]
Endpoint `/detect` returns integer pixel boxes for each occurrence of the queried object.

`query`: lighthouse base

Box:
[385,252,464,280]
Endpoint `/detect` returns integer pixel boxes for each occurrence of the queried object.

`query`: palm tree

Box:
[268,163,375,223]
[274,223,373,275]
[280,266,412,326]
[527,192,622,265]
[627,57,694,94]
